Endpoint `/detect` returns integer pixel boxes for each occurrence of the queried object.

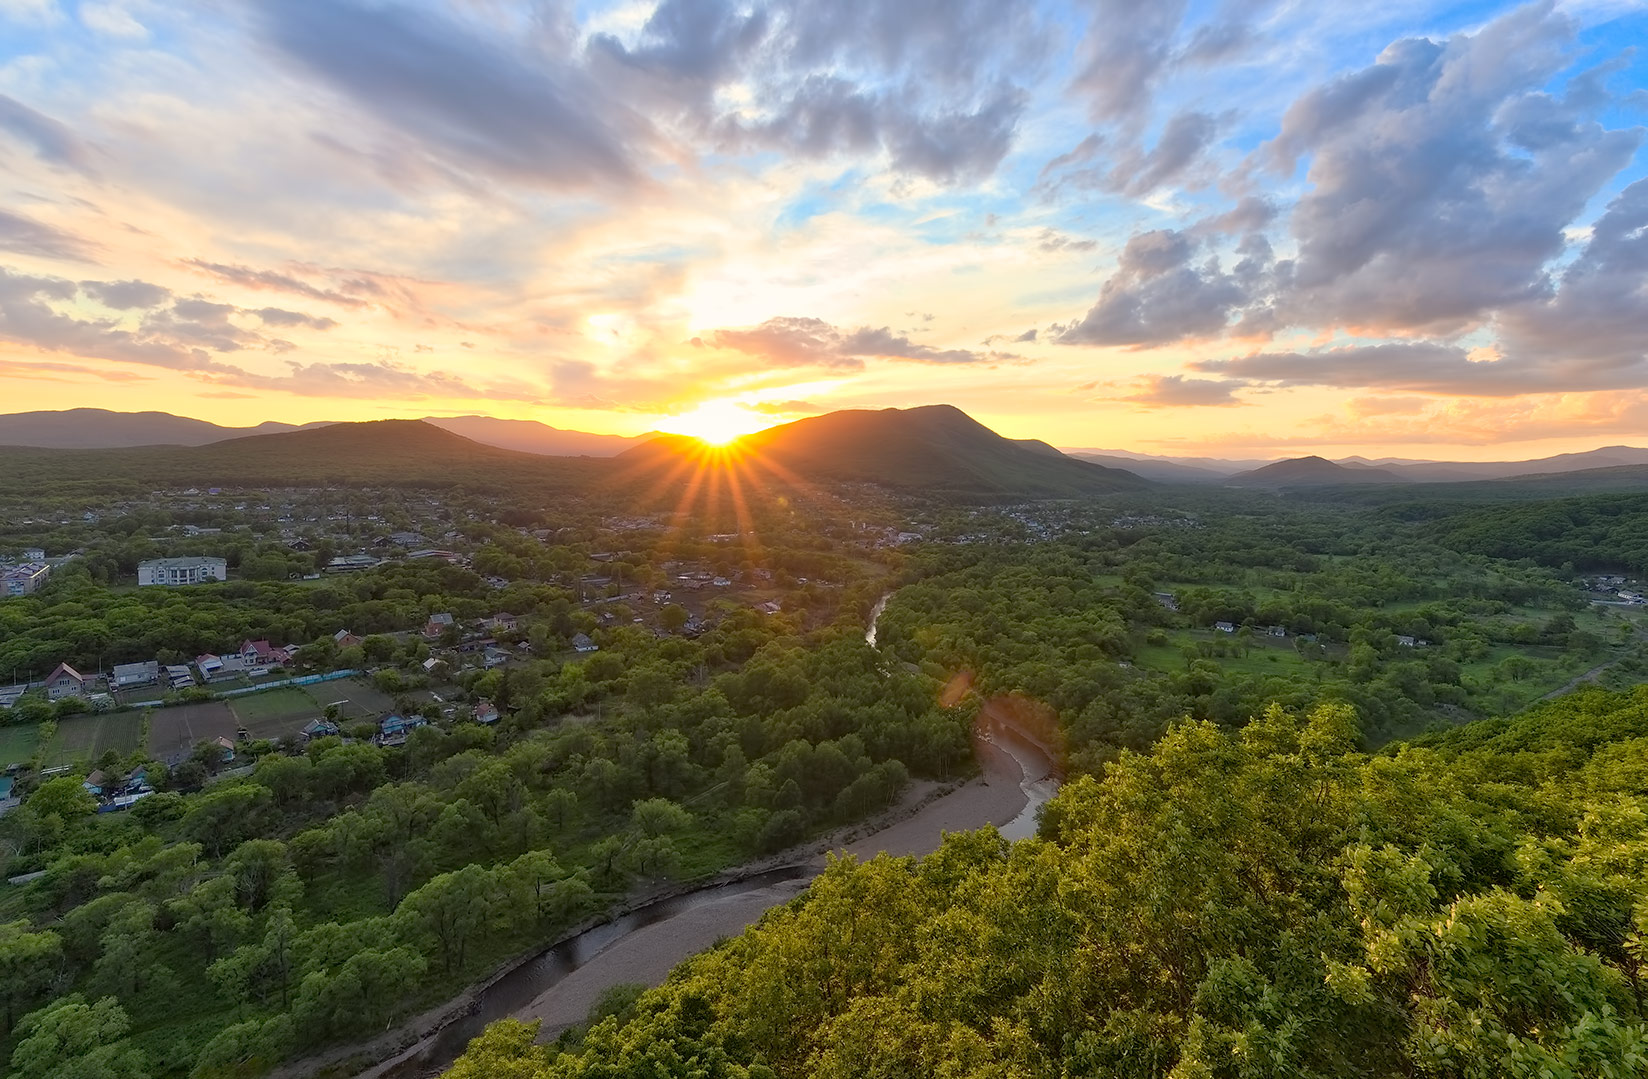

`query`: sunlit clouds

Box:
[0,0,1644,457]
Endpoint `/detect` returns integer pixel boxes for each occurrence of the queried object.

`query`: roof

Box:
[112,660,158,679]
[428,612,454,625]
[45,662,85,684]
[139,556,227,570]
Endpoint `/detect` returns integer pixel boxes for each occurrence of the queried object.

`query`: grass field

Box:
[227,687,317,723]
[147,701,239,759]
[308,677,394,721]
[1134,630,1320,678]
[0,725,40,768]
[225,687,324,743]
[46,712,143,766]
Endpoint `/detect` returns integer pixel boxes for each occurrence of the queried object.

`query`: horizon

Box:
[1,2,1646,458]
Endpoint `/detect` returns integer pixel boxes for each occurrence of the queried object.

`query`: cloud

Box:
[81,279,171,309]
[593,0,1046,183]
[0,93,94,172]
[184,260,368,307]
[702,315,1004,367]
[246,0,643,189]
[1057,4,1643,370]
[1042,110,1220,198]
[750,398,822,414]
[1072,0,1187,124]
[0,210,96,261]
[1191,340,1648,397]
[1057,229,1272,346]
[0,266,222,372]
[255,306,338,330]
[1262,2,1641,335]
[1498,177,1648,370]
[589,0,768,89]
[1121,373,1248,407]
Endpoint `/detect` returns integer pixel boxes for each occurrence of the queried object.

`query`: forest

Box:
[450,686,1648,1079]
[2,482,1646,1077]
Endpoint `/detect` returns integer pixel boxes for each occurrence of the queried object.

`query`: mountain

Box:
[1361,446,1648,482]
[619,405,1147,500]
[1227,455,1409,488]
[420,416,653,457]
[0,420,608,498]
[1071,453,1233,484]
[0,408,318,447]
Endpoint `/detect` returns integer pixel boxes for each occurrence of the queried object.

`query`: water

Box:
[865,591,891,647]
[348,587,1058,1078]
[369,867,811,1079]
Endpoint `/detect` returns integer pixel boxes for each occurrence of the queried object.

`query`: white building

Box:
[138,556,227,587]
[1,563,50,596]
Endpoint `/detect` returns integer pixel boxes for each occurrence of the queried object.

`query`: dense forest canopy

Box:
[453,687,1648,1079]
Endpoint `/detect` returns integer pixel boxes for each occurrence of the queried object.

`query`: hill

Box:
[1072,452,1232,483]
[421,416,651,457]
[453,690,1648,1079]
[0,408,316,447]
[1227,455,1408,488]
[0,420,607,499]
[619,405,1147,500]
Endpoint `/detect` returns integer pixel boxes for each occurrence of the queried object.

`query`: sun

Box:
[660,399,772,445]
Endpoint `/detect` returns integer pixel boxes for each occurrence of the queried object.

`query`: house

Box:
[571,632,598,653]
[137,556,227,586]
[20,547,44,561]
[485,613,518,633]
[195,654,228,681]
[376,714,425,747]
[44,662,88,700]
[651,590,672,604]
[212,736,237,762]
[1396,635,1417,648]
[711,576,732,587]
[423,613,455,639]
[1152,592,1179,611]
[1213,621,1236,634]
[165,665,195,689]
[324,554,380,573]
[482,647,510,669]
[111,660,160,690]
[755,600,783,615]
[300,717,340,741]
[1266,625,1288,638]
[240,640,288,666]
[333,629,364,648]
[286,537,313,552]
[473,699,500,725]
[388,531,424,547]
[1,562,50,596]
[421,656,445,674]
[83,769,107,797]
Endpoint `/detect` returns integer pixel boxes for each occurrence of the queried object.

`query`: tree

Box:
[660,603,690,633]
[396,865,497,973]
[182,785,275,857]
[8,996,148,1079]
[27,776,96,825]
[0,921,61,1032]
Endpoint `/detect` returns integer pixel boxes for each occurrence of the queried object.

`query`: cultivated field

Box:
[45,712,144,767]
[227,687,321,741]
[0,725,40,769]
[307,677,394,721]
[147,701,239,760]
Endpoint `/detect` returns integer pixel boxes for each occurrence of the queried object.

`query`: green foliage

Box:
[460,693,1648,1079]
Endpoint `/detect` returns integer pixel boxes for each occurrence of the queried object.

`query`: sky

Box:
[0,0,1646,459]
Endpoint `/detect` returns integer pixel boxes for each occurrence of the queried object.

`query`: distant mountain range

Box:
[5,408,1648,491]
[619,405,1146,499]
[0,409,648,457]
[1226,456,1410,488]
[1072,445,1648,485]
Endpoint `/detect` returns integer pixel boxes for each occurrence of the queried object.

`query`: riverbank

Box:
[510,726,1049,1043]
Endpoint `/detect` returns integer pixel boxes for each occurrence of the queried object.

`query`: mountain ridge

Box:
[620,404,1147,500]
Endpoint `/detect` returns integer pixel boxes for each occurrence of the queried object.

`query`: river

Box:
[348,592,1058,1079]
